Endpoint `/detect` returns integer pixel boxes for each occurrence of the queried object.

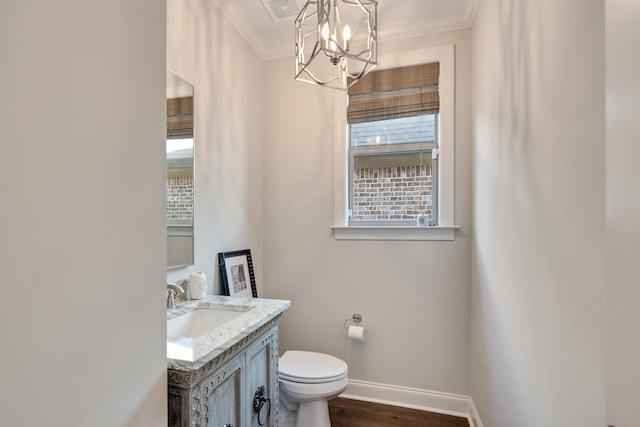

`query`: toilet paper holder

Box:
[344,313,367,332]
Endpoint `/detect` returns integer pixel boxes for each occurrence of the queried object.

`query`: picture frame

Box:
[218,249,258,298]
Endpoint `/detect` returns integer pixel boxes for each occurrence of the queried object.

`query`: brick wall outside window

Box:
[166,176,193,222]
[352,165,433,221]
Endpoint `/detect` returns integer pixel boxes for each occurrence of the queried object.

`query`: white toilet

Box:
[278,351,349,427]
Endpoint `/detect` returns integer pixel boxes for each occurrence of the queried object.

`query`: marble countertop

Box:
[166,295,290,372]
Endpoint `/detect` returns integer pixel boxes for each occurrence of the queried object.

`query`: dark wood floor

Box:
[328,397,470,427]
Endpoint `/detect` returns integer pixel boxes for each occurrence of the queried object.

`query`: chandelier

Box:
[295,0,378,90]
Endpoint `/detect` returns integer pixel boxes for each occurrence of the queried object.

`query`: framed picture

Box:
[218,249,257,298]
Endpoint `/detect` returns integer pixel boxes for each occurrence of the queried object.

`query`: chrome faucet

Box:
[166,283,184,309]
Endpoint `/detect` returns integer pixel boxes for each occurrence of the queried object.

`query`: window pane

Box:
[166,138,194,224]
[351,151,434,222]
[350,115,436,147]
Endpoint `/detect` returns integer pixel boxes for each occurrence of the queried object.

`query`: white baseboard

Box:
[468,397,483,427]
[339,379,483,427]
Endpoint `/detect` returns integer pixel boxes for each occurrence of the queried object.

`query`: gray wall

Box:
[262,29,473,396]
[166,0,266,296]
[605,0,640,424]
[0,1,167,425]
[471,0,607,425]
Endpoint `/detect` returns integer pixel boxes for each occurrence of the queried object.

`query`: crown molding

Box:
[210,0,481,61]
[209,0,271,59]
[378,0,480,43]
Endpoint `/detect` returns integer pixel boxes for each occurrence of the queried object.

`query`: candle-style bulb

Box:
[343,24,351,41]
[343,24,351,50]
[321,22,330,41]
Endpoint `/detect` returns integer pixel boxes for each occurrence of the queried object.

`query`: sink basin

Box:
[166,297,290,363]
[167,308,245,338]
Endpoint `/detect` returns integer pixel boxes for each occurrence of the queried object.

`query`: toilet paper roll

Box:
[188,272,207,299]
[348,325,365,342]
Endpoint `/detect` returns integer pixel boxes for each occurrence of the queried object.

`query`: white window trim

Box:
[333,45,458,241]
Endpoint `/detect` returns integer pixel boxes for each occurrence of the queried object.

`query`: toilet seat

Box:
[279,351,348,384]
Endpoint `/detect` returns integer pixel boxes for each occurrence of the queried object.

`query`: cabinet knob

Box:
[223,424,233,427]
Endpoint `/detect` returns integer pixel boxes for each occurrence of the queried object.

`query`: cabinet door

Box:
[245,329,277,427]
[202,357,243,427]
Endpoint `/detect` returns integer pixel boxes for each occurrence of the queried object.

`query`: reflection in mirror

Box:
[166,70,194,269]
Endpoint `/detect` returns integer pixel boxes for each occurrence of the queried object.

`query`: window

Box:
[348,63,440,226]
[333,46,457,241]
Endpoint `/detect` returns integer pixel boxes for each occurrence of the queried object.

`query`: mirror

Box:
[166,70,194,269]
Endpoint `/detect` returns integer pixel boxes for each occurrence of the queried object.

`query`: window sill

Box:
[331,226,459,241]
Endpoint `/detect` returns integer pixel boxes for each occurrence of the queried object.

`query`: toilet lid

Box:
[279,351,348,384]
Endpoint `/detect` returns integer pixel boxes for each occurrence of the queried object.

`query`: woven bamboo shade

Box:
[347,62,439,124]
[167,96,193,139]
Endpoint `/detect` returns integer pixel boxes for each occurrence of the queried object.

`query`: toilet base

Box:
[298,400,331,427]
[278,399,331,427]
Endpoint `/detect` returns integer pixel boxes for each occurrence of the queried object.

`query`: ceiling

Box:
[210,0,480,60]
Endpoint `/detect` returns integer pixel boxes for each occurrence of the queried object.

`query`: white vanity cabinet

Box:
[168,321,280,427]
